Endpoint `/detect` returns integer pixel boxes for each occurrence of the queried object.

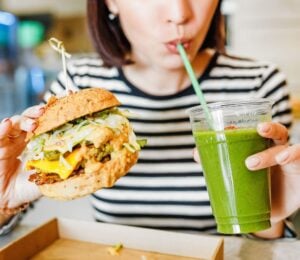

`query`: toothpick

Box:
[48,37,74,95]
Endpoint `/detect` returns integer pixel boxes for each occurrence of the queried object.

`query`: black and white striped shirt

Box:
[45,51,292,233]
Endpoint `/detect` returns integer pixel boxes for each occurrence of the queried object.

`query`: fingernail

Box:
[276,151,289,164]
[258,123,271,133]
[246,156,261,169]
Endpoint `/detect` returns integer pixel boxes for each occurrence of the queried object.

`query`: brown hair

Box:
[87,0,225,67]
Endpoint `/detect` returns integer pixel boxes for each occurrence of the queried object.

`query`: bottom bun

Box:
[38,148,138,200]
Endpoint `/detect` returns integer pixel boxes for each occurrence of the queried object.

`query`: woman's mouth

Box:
[165,40,191,54]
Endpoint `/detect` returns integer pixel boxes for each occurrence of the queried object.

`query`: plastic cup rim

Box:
[187,98,274,115]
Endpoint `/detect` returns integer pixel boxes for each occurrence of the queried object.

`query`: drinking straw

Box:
[49,37,74,95]
[177,44,214,129]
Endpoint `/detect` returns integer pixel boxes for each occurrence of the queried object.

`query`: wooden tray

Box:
[0,218,223,260]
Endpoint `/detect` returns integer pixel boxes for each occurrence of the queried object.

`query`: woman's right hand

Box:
[0,106,44,210]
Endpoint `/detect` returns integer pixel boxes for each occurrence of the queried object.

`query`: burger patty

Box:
[28,154,112,185]
[29,169,84,185]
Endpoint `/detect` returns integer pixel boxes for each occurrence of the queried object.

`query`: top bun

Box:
[34,88,121,136]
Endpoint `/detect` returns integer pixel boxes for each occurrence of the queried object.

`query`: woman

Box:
[0,0,299,238]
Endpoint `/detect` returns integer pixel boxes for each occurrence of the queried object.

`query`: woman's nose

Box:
[166,0,192,25]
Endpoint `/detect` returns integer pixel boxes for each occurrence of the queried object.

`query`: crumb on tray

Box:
[107,243,124,256]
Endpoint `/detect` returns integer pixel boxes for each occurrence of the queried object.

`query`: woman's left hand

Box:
[245,122,300,223]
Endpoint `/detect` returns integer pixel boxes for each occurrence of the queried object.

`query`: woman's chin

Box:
[155,56,186,71]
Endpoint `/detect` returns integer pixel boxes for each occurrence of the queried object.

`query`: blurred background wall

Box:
[0,0,299,226]
[0,0,92,121]
[227,0,300,144]
[230,0,300,97]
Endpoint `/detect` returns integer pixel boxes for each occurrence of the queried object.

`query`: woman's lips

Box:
[165,40,191,54]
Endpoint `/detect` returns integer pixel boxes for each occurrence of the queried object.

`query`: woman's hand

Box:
[0,106,44,210]
[245,122,300,224]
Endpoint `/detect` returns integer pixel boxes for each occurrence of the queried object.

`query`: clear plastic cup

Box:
[188,99,272,234]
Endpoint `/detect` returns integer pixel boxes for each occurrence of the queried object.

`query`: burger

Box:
[23,88,145,200]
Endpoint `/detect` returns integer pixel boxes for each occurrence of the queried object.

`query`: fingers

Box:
[0,141,25,159]
[257,122,288,145]
[19,117,37,132]
[0,118,12,140]
[9,115,23,137]
[254,122,300,174]
[246,145,287,170]
[21,106,43,132]
[7,115,32,138]
[10,114,37,133]
[275,144,300,165]
[22,105,44,119]
[0,114,34,147]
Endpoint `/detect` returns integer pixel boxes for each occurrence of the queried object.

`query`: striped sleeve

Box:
[258,64,293,129]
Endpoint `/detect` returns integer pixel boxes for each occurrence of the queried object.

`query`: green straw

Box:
[177,44,214,129]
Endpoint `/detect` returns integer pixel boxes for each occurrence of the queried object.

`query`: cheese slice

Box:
[26,149,83,180]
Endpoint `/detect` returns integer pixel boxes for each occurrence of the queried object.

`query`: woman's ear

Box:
[105,0,119,15]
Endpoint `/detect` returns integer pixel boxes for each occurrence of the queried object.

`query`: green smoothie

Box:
[194,128,271,234]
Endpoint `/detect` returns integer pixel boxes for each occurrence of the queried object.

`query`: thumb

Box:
[11,170,42,208]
